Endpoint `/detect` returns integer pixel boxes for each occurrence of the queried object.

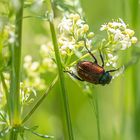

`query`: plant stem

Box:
[0,73,11,117]
[50,19,74,140]
[22,76,58,124]
[88,91,101,140]
[9,0,24,139]
[94,93,101,140]
[9,0,24,126]
[47,1,74,139]
[130,0,139,140]
[9,128,18,140]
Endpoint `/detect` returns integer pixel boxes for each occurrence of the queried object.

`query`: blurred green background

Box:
[20,0,140,140]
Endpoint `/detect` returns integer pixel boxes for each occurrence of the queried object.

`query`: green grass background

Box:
[20,0,140,140]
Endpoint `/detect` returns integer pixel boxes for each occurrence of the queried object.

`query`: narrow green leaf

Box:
[31,131,54,139]
[0,127,10,138]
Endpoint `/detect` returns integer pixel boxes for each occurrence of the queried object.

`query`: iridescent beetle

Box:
[65,41,118,85]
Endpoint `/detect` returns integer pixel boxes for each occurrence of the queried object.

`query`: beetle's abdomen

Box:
[77,61,104,84]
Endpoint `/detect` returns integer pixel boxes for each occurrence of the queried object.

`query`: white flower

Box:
[120,38,132,50]
[119,18,127,28]
[76,19,85,27]
[106,54,118,68]
[100,18,138,68]
[100,18,137,50]
[9,31,16,43]
[30,62,39,71]
[58,17,72,32]
[24,55,32,63]
[82,24,89,33]
[100,24,107,31]
[59,36,75,51]
[111,22,122,27]
[108,53,113,58]
[125,29,134,37]
[69,13,80,21]
[40,44,50,54]
[114,30,125,41]
[58,13,94,57]
[23,55,32,69]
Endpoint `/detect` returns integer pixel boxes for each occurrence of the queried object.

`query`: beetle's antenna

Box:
[107,68,119,73]
[84,40,98,64]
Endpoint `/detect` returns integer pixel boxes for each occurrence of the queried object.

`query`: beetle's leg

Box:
[99,50,104,67]
[64,70,84,81]
[84,40,98,64]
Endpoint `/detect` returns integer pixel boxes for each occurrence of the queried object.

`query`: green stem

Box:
[9,0,24,126]
[0,73,12,121]
[9,0,24,140]
[0,73,8,100]
[22,76,58,124]
[9,128,18,140]
[88,91,101,140]
[94,93,101,140]
[50,19,74,140]
[47,1,74,139]
[130,1,139,140]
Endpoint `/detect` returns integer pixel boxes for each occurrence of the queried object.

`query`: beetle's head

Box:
[99,72,112,85]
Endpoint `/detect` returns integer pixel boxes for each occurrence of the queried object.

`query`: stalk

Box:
[120,1,132,140]
[9,0,24,139]
[129,0,140,140]
[88,91,101,140]
[0,73,11,117]
[94,93,101,140]
[47,1,74,139]
[9,128,18,140]
[22,76,58,124]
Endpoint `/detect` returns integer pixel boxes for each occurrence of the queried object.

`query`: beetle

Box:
[64,40,118,85]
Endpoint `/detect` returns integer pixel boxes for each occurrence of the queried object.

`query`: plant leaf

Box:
[23,126,54,139]
[0,127,10,138]
[31,131,54,139]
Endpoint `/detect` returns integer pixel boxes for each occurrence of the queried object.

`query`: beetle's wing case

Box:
[77,61,104,84]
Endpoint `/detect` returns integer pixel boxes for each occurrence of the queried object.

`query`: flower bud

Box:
[87,32,95,38]
[125,29,134,37]
[83,24,89,32]
[70,13,80,21]
[131,36,137,44]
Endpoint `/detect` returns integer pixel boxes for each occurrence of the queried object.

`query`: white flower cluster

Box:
[100,19,137,67]
[58,13,94,57]
[100,18,137,50]
[23,44,56,91]
[39,44,56,71]
[23,55,46,90]
[0,24,16,44]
